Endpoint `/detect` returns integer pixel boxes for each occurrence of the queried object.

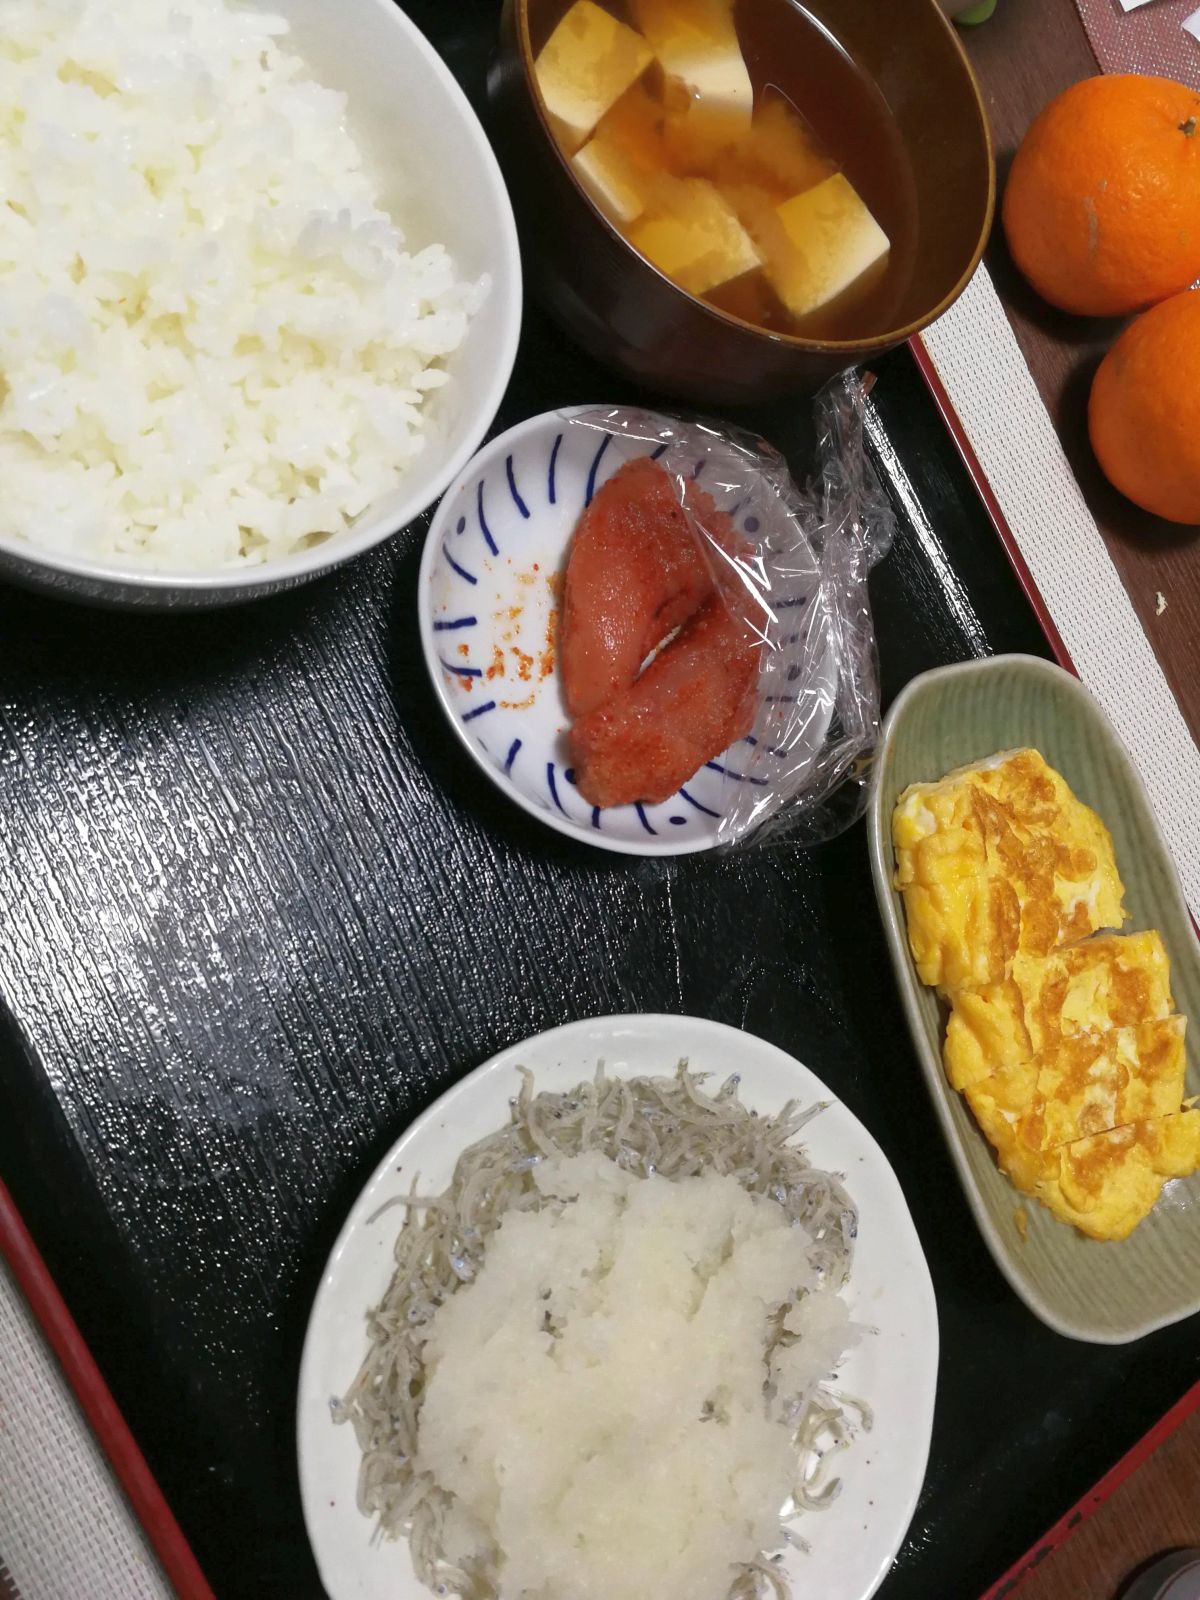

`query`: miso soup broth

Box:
[532,0,919,341]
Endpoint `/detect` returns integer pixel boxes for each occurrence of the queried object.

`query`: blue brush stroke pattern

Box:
[444,549,477,585]
[506,455,530,520]
[477,479,498,556]
[706,760,768,787]
[546,763,568,815]
[679,786,720,818]
[585,433,613,505]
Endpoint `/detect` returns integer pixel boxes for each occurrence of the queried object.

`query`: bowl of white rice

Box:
[0,0,521,608]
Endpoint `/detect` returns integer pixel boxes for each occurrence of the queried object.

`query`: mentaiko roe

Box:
[559,456,720,717]
[560,457,760,808]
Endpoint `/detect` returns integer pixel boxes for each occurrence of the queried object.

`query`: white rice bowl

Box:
[0,0,492,574]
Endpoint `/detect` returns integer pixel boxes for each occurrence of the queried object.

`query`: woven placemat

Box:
[919,267,1200,921]
[0,1261,172,1600]
[1076,0,1200,81]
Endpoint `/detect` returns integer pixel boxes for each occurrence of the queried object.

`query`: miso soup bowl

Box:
[490,0,993,405]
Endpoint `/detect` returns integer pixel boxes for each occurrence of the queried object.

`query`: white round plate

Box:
[417,410,835,856]
[297,1014,939,1600]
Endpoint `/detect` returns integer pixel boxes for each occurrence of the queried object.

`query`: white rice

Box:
[0,0,484,570]
[415,1152,859,1600]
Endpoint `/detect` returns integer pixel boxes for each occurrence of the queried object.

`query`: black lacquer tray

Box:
[1,6,1196,1598]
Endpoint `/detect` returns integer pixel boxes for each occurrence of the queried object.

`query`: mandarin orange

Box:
[1003,74,1200,316]
[1089,289,1200,525]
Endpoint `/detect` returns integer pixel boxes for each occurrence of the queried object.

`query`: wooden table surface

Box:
[996,1398,1200,1600]
[958,0,1200,745]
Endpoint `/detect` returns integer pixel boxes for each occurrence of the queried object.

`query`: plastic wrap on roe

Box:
[559,457,744,717]
[560,456,758,807]
[570,594,758,806]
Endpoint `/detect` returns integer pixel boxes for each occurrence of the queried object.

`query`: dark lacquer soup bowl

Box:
[489,0,994,404]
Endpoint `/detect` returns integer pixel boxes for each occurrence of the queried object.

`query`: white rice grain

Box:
[0,0,485,570]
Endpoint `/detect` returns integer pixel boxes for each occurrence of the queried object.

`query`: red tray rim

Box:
[0,1178,216,1600]
[974,1377,1200,1599]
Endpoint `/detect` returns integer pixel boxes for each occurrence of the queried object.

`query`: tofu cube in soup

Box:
[573,135,655,226]
[768,174,890,318]
[535,0,654,152]
[628,176,761,295]
[632,0,753,130]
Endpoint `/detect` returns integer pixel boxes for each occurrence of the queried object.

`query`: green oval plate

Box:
[867,654,1200,1344]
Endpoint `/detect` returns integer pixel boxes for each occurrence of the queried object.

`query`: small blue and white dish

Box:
[417,406,834,857]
